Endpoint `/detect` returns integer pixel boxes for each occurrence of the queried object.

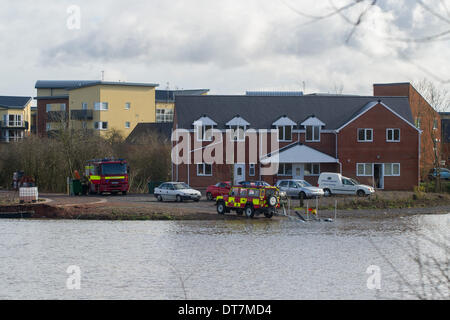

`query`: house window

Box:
[94,102,109,111]
[306,126,320,142]
[7,114,22,127]
[230,125,246,141]
[197,125,213,141]
[249,164,256,176]
[433,119,438,130]
[278,126,292,142]
[125,122,131,129]
[415,117,421,129]
[156,108,174,123]
[197,163,212,176]
[46,123,51,132]
[82,103,88,110]
[358,129,373,142]
[278,163,293,176]
[305,163,320,176]
[46,104,51,112]
[385,163,400,176]
[94,122,108,130]
[125,103,131,110]
[82,121,87,129]
[60,104,66,111]
[386,129,400,142]
[357,163,373,176]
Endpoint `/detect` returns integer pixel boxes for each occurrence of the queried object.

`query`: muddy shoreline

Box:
[0,202,449,221]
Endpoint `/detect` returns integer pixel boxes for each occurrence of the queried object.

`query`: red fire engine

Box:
[85,158,130,195]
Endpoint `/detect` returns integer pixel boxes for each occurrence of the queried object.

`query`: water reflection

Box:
[0,214,448,300]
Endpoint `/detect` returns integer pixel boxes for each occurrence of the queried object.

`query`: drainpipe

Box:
[418,130,422,187]
[335,131,342,174]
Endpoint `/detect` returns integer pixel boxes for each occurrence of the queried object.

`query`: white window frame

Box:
[357,128,373,142]
[249,163,256,176]
[278,163,293,176]
[94,121,108,131]
[229,125,246,141]
[197,163,213,176]
[304,163,320,176]
[384,163,401,177]
[277,126,293,142]
[305,126,321,142]
[196,125,214,142]
[356,163,374,177]
[386,128,401,142]
[94,102,109,111]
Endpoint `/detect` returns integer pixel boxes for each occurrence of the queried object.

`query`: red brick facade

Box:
[173,102,420,191]
[374,83,441,180]
[36,98,69,136]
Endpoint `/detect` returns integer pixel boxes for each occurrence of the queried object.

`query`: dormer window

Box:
[193,116,217,142]
[302,116,325,143]
[227,115,250,142]
[273,116,296,142]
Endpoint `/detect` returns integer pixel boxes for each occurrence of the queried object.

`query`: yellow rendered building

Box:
[0,96,32,142]
[35,81,159,137]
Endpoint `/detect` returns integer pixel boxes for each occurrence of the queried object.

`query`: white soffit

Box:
[261,144,338,164]
[226,116,250,127]
[301,116,326,127]
[193,116,217,126]
[272,116,297,127]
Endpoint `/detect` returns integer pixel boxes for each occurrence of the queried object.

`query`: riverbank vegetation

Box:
[0,129,171,193]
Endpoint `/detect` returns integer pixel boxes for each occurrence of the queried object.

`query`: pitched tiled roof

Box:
[0,96,32,109]
[175,95,413,130]
[126,122,173,143]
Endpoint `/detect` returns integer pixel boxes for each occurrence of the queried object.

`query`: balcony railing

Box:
[71,109,93,120]
[0,120,27,129]
[47,111,69,122]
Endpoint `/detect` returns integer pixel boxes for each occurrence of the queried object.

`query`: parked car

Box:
[238,180,271,187]
[206,181,232,201]
[216,185,281,219]
[276,179,325,199]
[428,168,450,180]
[318,172,375,197]
[154,182,202,202]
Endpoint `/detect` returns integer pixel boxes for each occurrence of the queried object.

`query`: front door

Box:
[374,164,384,189]
[293,164,304,180]
[234,164,245,185]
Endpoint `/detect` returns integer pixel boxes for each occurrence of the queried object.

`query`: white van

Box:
[318,173,375,197]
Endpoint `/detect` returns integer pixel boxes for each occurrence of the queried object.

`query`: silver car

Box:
[276,179,324,199]
[154,182,202,202]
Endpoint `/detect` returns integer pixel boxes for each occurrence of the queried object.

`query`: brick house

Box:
[440,112,450,166]
[172,95,421,191]
[374,83,442,179]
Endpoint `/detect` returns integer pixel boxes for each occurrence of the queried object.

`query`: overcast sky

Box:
[1,0,449,101]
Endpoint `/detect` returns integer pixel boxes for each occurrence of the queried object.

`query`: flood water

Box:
[0,214,448,300]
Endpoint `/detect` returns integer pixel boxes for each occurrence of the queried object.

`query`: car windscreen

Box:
[173,183,190,190]
[350,178,359,185]
[299,180,312,187]
[101,163,127,175]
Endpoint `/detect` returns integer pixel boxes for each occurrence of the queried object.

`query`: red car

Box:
[206,181,232,201]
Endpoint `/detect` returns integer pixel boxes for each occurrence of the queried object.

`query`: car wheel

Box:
[217,201,226,215]
[299,192,307,199]
[245,205,255,219]
[176,195,183,202]
[357,190,366,197]
[157,195,163,202]
[206,192,213,201]
[323,189,332,197]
